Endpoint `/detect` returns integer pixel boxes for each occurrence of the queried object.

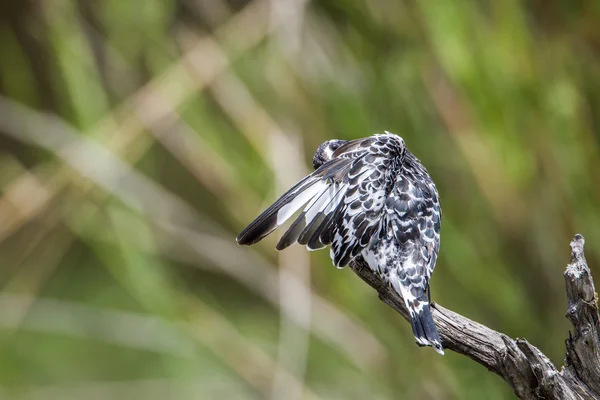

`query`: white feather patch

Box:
[276,181,327,225]
[390,268,417,315]
[304,185,334,223]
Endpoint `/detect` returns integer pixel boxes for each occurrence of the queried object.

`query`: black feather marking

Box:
[359,223,379,247]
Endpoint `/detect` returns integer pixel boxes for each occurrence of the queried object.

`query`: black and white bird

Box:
[237,132,443,354]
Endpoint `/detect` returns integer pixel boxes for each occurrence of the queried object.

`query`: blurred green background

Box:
[0,1,599,399]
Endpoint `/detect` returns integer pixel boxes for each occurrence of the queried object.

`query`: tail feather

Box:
[390,271,444,355]
[410,303,444,355]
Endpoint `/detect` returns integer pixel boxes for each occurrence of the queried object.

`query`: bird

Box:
[236,132,443,354]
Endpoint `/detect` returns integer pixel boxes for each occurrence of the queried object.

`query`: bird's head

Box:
[312,139,348,170]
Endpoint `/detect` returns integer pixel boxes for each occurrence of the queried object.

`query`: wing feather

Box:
[237,158,350,245]
[238,133,406,268]
[236,176,320,245]
[301,183,348,249]
[276,183,339,250]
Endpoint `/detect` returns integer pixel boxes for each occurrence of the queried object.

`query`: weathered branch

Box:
[349,234,600,400]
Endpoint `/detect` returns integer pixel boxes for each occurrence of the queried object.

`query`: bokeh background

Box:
[0,1,599,399]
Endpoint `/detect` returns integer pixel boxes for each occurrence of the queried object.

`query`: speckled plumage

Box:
[237,132,443,354]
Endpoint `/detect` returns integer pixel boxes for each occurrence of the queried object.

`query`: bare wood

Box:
[349,234,600,399]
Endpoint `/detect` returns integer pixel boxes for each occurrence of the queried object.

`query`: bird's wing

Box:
[237,134,406,268]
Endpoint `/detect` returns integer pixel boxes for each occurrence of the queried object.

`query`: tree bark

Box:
[349,234,600,400]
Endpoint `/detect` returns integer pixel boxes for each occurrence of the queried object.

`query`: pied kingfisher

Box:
[237,132,443,354]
